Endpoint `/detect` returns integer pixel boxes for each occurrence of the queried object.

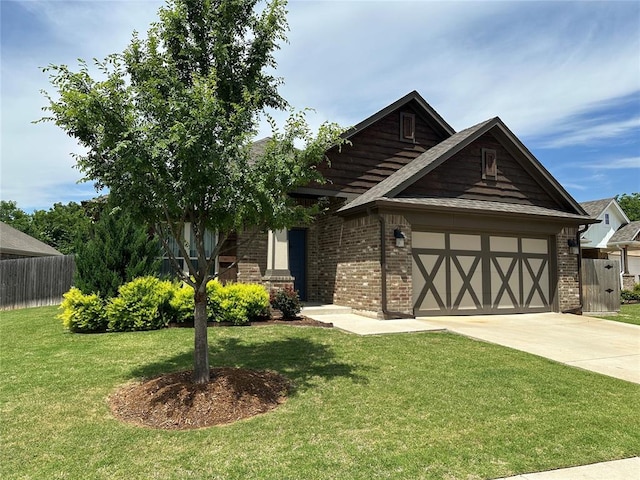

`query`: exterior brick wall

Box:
[556,227,581,312]
[381,213,413,316]
[332,214,382,315]
[236,230,267,284]
[306,199,344,304]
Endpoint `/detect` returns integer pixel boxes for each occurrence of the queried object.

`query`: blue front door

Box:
[288,229,307,301]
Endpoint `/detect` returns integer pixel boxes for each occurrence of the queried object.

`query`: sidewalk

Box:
[494,457,639,479]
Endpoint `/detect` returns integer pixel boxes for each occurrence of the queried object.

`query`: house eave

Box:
[339,197,597,226]
[0,247,62,258]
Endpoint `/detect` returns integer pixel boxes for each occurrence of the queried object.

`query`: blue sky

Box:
[1,0,639,212]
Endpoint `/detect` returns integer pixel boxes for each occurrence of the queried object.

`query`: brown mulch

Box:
[109,367,291,430]
[110,314,330,430]
[169,315,333,329]
[250,315,333,328]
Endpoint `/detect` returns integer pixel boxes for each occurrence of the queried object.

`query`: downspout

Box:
[375,211,413,319]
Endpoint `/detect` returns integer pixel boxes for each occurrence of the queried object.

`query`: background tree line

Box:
[0,200,91,254]
[1,199,160,298]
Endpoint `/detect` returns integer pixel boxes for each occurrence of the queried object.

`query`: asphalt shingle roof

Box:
[0,222,62,257]
[609,221,640,244]
[579,198,615,218]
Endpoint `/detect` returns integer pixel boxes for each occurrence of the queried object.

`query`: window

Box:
[160,223,217,276]
[400,112,415,142]
[482,148,498,180]
[604,213,610,225]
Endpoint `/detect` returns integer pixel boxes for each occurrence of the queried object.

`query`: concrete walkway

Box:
[302,307,640,480]
[416,312,640,384]
[494,457,640,479]
[303,307,640,384]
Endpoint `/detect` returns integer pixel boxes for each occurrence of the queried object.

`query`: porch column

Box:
[622,246,629,274]
[620,245,636,291]
[262,229,294,292]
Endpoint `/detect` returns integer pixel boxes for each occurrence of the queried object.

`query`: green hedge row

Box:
[58,276,271,333]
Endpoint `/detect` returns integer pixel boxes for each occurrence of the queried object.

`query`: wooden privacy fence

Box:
[581,258,620,314]
[0,255,75,310]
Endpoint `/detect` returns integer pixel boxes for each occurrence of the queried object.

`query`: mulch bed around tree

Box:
[169,315,333,329]
[110,314,331,430]
[109,367,291,430]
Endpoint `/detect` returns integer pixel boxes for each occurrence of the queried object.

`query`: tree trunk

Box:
[192,285,210,384]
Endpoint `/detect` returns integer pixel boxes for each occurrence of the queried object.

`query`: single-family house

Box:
[580,198,639,290]
[0,222,62,260]
[220,91,595,318]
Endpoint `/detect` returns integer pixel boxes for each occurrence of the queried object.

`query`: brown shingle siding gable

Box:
[340,117,589,217]
[338,118,496,212]
[318,98,453,194]
[402,131,562,208]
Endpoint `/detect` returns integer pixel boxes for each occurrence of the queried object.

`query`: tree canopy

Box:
[617,193,640,222]
[40,0,344,383]
[0,200,91,254]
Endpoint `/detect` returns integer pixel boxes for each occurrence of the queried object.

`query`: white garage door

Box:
[412,231,552,315]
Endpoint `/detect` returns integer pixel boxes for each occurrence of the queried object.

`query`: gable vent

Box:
[400,112,415,142]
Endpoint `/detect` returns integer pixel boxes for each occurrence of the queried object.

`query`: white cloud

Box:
[583,157,640,170]
[2,0,639,210]
[542,117,640,148]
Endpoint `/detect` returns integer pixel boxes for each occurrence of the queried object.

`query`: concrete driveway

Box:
[417,313,640,384]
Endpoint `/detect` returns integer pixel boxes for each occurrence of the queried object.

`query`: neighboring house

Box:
[580,198,640,289]
[580,198,629,257]
[222,91,595,318]
[0,222,62,260]
[608,222,640,289]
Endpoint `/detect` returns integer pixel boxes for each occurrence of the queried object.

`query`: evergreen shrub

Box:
[58,287,108,333]
[74,209,160,298]
[169,282,195,323]
[621,285,640,303]
[106,276,174,331]
[209,282,270,324]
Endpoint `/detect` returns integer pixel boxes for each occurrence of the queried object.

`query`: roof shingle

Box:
[0,222,62,257]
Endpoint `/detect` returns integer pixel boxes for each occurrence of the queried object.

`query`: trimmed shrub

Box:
[169,283,195,323]
[270,287,302,319]
[58,287,108,333]
[209,282,270,325]
[106,276,174,331]
[235,283,270,319]
[206,279,224,320]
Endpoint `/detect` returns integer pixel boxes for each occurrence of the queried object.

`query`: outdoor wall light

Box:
[567,238,579,255]
[394,228,406,248]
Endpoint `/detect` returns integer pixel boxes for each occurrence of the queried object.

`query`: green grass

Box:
[595,303,640,325]
[1,307,639,480]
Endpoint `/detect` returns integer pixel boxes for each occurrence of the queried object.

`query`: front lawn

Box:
[595,303,640,326]
[1,307,639,480]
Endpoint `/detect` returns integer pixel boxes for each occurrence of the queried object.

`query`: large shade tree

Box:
[40,0,344,383]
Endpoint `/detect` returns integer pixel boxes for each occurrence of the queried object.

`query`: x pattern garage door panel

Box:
[412,231,551,315]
